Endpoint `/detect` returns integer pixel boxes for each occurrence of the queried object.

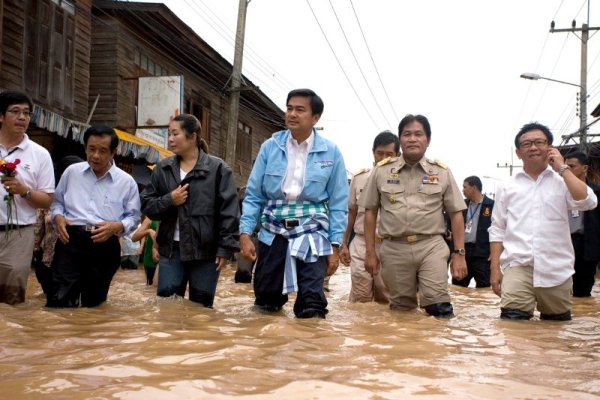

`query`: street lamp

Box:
[520,72,587,153]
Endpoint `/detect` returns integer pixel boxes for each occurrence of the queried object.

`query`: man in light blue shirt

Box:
[48,126,140,307]
[239,89,348,319]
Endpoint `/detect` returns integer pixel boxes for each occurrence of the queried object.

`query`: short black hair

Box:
[565,151,589,166]
[372,130,400,153]
[514,122,553,149]
[0,90,33,114]
[464,176,482,192]
[83,125,119,151]
[286,88,324,116]
[398,114,431,141]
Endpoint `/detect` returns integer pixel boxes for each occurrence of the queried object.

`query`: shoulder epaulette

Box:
[376,157,394,167]
[428,158,447,169]
[353,168,370,176]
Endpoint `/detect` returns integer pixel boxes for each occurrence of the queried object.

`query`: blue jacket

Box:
[240,129,348,246]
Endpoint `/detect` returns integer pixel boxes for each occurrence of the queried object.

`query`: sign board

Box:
[135,128,168,149]
[137,75,184,127]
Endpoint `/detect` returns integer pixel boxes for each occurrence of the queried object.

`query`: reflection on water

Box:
[1,266,599,399]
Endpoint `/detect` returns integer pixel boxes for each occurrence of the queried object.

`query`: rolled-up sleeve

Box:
[488,184,507,242]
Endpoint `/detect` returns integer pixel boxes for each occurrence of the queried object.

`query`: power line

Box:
[305,0,380,128]
[349,0,399,123]
[327,0,391,127]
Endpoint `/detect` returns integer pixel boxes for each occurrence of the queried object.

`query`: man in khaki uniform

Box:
[340,131,399,303]
[360,114,467,317]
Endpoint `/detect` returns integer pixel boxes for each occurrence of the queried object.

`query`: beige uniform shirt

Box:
[358,155,466,237]
[349,168,372,236]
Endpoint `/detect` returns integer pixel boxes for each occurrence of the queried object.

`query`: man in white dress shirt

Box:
[489,122,597,320]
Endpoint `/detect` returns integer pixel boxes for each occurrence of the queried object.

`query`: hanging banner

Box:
[135,128,168,149]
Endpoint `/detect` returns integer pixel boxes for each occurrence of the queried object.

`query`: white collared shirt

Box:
[488,166,597,287]
[0,134,55,225]
[282,131,314,200]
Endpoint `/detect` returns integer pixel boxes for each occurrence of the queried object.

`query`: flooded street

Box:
[1,265,600,399]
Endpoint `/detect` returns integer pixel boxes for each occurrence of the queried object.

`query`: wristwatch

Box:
[21,189,32,200]
[452,248,466,256]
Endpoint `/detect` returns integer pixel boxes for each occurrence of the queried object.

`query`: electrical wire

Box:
[327,0,391,127]
[305,0,380,128]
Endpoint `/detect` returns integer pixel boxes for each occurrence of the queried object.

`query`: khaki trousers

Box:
[0,226,35,304]
[500,265,572,315]
[349,234,389,303]
[379,235,450,310]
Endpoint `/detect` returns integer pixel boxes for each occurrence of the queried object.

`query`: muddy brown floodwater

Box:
[1,265,599,399]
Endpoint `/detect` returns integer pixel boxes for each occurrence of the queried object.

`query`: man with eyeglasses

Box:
[360,114,468,318]
[0,90,54,304]
[489,122,597,320]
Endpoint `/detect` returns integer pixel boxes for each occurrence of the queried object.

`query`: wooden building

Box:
[1,0,285,185]
[90,0,285,185]
[0,0,93,159]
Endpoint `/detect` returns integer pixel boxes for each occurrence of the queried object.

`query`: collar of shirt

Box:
[82,160,117,181]
[0,133,30,158]
[287,130,314,153]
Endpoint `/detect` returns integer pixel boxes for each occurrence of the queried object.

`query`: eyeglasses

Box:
[519,139,548,149]
[5,108,33,118]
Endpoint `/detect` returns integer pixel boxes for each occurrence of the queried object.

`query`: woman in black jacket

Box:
[140,114,239,307]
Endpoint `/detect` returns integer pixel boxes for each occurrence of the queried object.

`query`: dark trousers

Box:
[452,245,491,288]
[572,234,597,297]
[254,235,328,316]
[47,227,120,308]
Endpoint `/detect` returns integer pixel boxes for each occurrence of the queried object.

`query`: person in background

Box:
[360,114,467,318]
[340,130,399,303]
[120,229,141,269]
[239,88,349,319]
[234,186,255,283]
[564,152,600,297]
[140,114,239,307]
[0,90,55,304]
[48,125,141,307]
[451,176,494,288]
[32,155,84,295]
[132,216,158,285]
[489,123,597,320]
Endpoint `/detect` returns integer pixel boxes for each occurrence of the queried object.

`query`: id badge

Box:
[465,221,472,234]
[571,210,580,218]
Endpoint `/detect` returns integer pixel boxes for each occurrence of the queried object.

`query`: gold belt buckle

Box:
[375,236,383,244]
[406,235,418,243]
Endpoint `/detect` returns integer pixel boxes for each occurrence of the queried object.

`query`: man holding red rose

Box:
[0,90,55,304]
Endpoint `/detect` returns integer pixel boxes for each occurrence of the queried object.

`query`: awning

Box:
[115,129,173,163]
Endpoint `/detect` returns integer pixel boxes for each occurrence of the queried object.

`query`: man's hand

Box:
[171,184,189,206]
[339,243,351,266]
[450,254,468,280]
[215,256,227,271]
[91,221,123,243]
[54,215,72,244]
[364,250,380,276]
[490,264,502,297]
[240,233,257,261]
[1,176,27,197]
[326,247,340,276]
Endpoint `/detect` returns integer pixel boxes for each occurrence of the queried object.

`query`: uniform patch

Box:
[483,207,491,217]
[422,174,439,184]
[387,179,400,184]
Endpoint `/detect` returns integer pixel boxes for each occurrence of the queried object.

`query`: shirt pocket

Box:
[263,168,284,198]
[380,184,405,209]
[303,169,329,200]
[100,197,123,220]
[543,194,567,221]
[417,184,443,210]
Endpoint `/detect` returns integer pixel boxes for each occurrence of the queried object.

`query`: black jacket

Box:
[582,180,600,261]
[140,151,240,262]
[463,195,494,258]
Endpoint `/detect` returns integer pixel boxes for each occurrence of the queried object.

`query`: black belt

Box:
[67,224,98,232]
[281,218,300,229]
[0,224,32,232]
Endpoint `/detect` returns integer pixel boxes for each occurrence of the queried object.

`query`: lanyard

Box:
[1,147,19,160]
[467,202,481,223]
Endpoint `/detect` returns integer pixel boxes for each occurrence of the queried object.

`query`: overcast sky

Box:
[139,0,600,194]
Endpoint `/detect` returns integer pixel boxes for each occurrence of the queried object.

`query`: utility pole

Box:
[496,147,521,176]
[550,7,600,154]
[224,0,250,170]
